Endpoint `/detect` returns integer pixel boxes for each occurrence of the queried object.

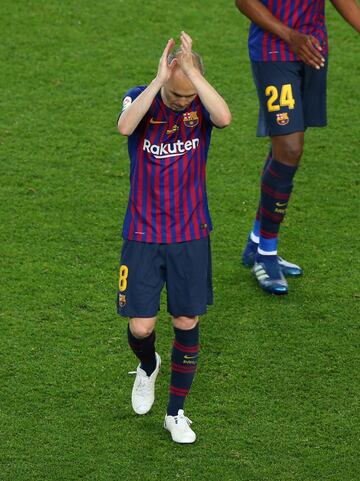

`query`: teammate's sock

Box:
[258,158,298,255]
[250,218,260,243]
[167,323,199,416]
[251,150,273,243]
[127,324,156,376]
[256,253,282,278]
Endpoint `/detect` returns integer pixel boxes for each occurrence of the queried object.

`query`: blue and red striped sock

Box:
[251,150,273,243]
[167,323,199,416]
[259,158,297,255]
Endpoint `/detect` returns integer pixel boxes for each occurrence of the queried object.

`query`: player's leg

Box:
[164,236,212,443]
[243,149,300,275]
[164,315,199,443]
[256,59,328,286]
[253,131,304,293]
[260,132,304,257]
[242,149,272,265]
[128,316,161,415]
[243,61,304,294]
[117,240,165,414]
[128,317,157,375]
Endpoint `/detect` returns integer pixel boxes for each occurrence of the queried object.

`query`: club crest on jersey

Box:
[119,294,126,307]
[276,112,289,126]
[183,111,199,128]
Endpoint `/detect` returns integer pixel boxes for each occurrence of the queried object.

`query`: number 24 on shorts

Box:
[265,84,295,112]
[119,265,129,292]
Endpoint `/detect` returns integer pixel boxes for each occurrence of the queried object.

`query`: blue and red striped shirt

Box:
[120,86,214,244]
[249,0,328,61]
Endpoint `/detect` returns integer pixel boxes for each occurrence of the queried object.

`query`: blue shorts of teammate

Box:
[251,60,328,137]
[117,236,213,318]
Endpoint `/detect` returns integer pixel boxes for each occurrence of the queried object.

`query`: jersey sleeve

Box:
[201,101,227,130]
[198,101,216,131]
[201,104,211,124]
[117,85,147,123]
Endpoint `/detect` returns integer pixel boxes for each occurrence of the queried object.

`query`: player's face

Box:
[162,69,197,111]
[164,88,197,111]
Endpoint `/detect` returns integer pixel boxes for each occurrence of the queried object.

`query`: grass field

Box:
[1,1,359,480]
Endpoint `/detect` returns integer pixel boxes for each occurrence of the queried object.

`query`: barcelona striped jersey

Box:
[120,86,213,244]
[249,0,328,61]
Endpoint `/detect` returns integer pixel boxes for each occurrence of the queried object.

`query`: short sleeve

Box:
[117,85,147,122]
[201,104,212,125]
[197,100,216,131]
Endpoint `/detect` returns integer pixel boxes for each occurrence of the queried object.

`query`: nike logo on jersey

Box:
[275,201,288,207]
[184,355,198,360]
[149,117,167,124]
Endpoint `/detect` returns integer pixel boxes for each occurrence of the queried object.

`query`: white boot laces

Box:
[175,410,192,426]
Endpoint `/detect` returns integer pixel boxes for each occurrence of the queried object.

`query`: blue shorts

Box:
[251,60,328,137]
[117,237,213,318]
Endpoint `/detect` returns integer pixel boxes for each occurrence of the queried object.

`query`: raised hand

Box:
[288,31,325,69]
[155,38,177,85]
[177,31,197,77]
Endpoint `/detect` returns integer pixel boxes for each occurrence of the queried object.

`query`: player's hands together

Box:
[288,30,325,69]
[177,31,198,77]
[155,38,177,86]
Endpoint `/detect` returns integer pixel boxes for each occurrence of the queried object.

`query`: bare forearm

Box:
[117,79,162,136]
[235,0,292,43]
[331,0,360,32]
[186,70,231,128]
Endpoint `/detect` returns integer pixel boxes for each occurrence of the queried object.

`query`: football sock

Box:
[251,150,273,243]
[167,323,199,416]
[255,253,283,279]
[127,324,156,376]
[258,158,297,255]
[250,219,260,243]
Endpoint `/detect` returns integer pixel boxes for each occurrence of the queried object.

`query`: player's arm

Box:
[330,0,360,33]
[178,32,231,128]
[234,0,325,69]
[117,39,176,136]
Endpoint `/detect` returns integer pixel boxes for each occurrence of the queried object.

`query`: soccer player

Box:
[235,0,360,294]
[117,32,231,443]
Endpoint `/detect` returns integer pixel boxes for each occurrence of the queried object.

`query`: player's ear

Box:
[169,57,177,70]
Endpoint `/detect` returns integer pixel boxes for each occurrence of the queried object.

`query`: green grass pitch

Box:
[1,1,359,480]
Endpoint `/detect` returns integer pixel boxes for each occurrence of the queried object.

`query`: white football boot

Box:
[164,409,196,444]
[131,352,161,415]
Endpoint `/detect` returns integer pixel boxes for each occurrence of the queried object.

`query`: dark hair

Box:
[168,48,205,75]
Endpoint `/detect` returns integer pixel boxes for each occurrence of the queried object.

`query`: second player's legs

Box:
[244,62,306,293]
[244,132,304,294]
[271,131,304,167]
[249,132,305,294]
[260,131,304,253]
[248,133,303,250]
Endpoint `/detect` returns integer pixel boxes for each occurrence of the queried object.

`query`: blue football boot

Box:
[252,254,288,295]
[242,235,302,277]
[242,235,259,267]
